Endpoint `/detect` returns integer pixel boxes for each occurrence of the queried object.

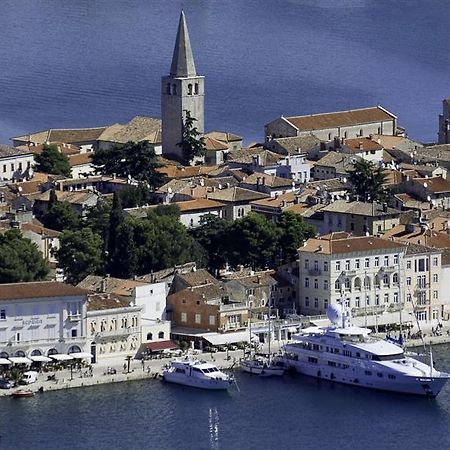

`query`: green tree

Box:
[112,221,137,278]
[118,183,153,208]
[151,204,181,218]
[107,192,125,274]
[224,213,279,269]
[41,201,80,232]
[91,141,167,189]
[190,214,230,275]
[0,229,49,283]
[177,110,206,165]
[277,211,316,263]
[347,160,388,203]
[35,144,71,177]
[84,197,112,242]
[56,228,104,284]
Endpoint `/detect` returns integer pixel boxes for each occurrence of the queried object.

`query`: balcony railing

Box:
[68,314,82,322]
[93,326,139,339]
[380,265,397,273]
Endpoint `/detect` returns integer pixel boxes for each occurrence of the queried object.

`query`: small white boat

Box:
[162,357,234,390]
[241,356,285,377]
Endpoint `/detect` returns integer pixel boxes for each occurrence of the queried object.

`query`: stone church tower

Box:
[161,11,205,160]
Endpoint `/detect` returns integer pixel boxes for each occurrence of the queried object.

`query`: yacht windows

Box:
[328,361,337,367]
[365,370,372,376]
[371,353,404,361]
[356,352,361,358]
[308,357,318,363]
[388,374,396,380]
[342,364,349,369]
[377,373,383,378]
[333,348,340,354]
[343,350,352,357]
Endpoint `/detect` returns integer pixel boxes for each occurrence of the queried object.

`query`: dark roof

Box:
[145,340,178,352]
[0,282,88,301]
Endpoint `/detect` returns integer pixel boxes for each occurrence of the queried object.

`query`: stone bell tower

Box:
[161,11,205,161]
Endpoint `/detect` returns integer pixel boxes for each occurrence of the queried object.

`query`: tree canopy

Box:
[347,159,388,203]
[91,141,166,189]
[35,144,71,177]
[56,228,104,284]
[0,229,49,283]
[177,110,206,165]
[41,200,80,232]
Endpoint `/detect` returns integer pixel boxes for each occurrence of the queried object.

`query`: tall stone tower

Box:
[161,11,204,161]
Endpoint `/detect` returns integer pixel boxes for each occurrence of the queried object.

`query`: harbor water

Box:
[0,0,449,145]
[2,343,450,450]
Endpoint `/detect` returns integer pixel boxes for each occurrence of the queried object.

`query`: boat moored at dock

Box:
[282,305,450,397]
[162,357,234,390]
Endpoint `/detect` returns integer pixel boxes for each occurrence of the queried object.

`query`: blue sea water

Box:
[2,343,450,450]
[0,0,449,146]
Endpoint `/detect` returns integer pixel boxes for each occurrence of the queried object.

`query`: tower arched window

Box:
[172,83,177,95]
[187,84,193,95]
[194,83,199,94]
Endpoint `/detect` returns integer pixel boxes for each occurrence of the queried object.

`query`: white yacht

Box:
[240,356,285,377]
[283,306,449,397]
[162,357,234,390]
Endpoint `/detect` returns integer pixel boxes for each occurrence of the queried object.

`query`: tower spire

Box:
[170,11,196,78]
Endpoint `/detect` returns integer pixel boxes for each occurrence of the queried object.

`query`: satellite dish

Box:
[167,187,172,194]
[427,195,431,202]
[326,305,342,327]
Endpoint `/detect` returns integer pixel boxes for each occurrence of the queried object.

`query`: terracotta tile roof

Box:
[268,135,321,153]
[33,190,98,205]
[87,293,132,311]
[320,200,400,217]
[306,178,349,192]
[7,179,46,195]
[204,131,242,143]
[16,143,81,156]
[301,234,405,255]
[222,270,277,288]
[168,284,226,304]
[0,282,88,301]
[315,151,360,172]
[175,198,225,212]
[250,191,296,208]
[14,127,108,145]
[227,147,282,166]
[369,134,423,152]
[412,177,450,194]
[382,224,450,249]
[204,136,229,151]
[285,202,311,215]
[343,137,383,152]
[77,275,148,297]
[382,169,403,187]
[20,222,61,238]
[285,106,395,131]
[208,187,269,203]
[97,116,162,144]
[242,173,294,188]
[176,269,220,287]
[68,153,93,167]
[158,165,219,179]
[0,144,33,158]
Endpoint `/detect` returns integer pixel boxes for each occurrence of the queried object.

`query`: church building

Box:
[161,11,205,161]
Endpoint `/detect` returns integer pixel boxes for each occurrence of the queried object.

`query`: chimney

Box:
[101,277,107,293]
[257,275,261,284]
[358,142,364,150]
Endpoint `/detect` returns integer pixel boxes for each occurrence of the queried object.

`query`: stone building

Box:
[161,11,204,161]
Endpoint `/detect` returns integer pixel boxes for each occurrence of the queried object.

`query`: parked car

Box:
[22,371,38,384]
[0,379,12,389]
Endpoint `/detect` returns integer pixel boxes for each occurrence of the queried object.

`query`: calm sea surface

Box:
[0,0,449,145]
[1,344,450,450]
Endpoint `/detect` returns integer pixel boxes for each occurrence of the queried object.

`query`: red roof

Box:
[145,340,178,352]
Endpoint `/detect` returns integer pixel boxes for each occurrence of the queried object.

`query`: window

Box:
[172,83,177,95]
[195,314,201,324]
[147,333,153,341]
[407,293,412,302]
[304,278,310,288]
[394,254,399,264]
[323,280,328,290]
[393,273,399,284]
[158,331,165,339]
[308,356,318,363]
[71,329,78,338]
[416,311,427,321]
[18,162,22,171]
[344,278,350,291]
[406,260,411,269]
[406,277,411,286]
[11,163,14,171]
[375,294,380,305]
[383,293,389,304]
[433,290,438,300]
[393,292,399,303]
[433,257,438,267]
[187,83,193,95]
[209,315,216,325]
[355,297,360,308]
[345,260,350,270]
[324,261,328,272]
[305,297,310,307]
[366,295,370,306]
[314,298,319,308]
[365,258,370,268]
[433,274,438,283]
[384,256,389,266]
[335,261,341,271]
[181,312,187,323]
[355,259,360,269]
[374,257,379,267]
[194,83,199,94]
[314,260,319,271]
[344,299,350,308]
[16,332,21,342]
[314,279,318,289]
[323,299,328,309]
[334,280,340,291]
[2,165,5,173]
[388,374,396,380]
[383,274,389,286]
[0,309,5,320]
[304,259,309,269]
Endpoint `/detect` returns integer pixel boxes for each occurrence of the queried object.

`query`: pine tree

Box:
[177,110,206,165]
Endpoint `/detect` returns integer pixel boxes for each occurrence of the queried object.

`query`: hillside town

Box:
[1,11,450,390]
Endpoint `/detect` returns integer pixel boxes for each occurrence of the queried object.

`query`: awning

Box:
[69,352,92,359]
[0,358,11,365]
[29,355,52,363]
[203,331,255,346]
[145,340,178,352]
[8,357,32,364]
[50,354,74,361]
[287,326,299,333]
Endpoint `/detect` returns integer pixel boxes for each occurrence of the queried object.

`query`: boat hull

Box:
[162,372,233,390]
[241,359,285,377]
[284,358,448,397]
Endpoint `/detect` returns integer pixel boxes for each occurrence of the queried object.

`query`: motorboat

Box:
[11,389,35,398]
[282,305,450,397]
[162,357,234,390]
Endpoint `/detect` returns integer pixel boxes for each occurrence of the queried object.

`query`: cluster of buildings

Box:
[1,12,450,363]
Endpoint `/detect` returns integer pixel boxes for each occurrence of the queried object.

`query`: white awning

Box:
[29,355,52,363]
[50,354,74,361]
[8,357,32,364]
[287,326,299,333]
[0,358,11,365]
[203,331,256,346]
[68,352,92,359]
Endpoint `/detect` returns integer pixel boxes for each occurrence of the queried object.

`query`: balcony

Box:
[308,268,322,276]
[68,314,82,322]
[93,326,139,339]
[415,284,430,292]
[379,265,397,273]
